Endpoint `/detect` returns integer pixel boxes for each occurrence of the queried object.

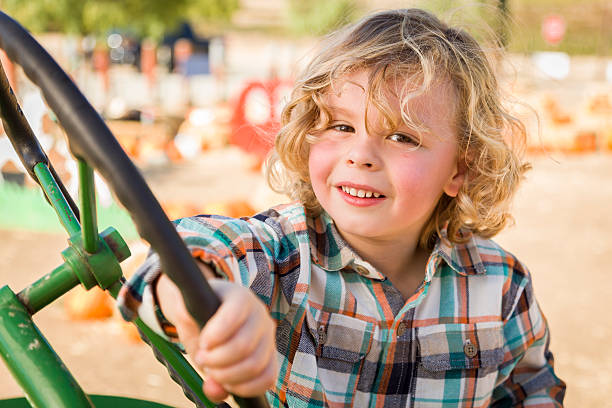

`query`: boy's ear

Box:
[443,157,467,197]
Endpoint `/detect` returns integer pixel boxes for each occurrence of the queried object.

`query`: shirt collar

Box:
[307,211,486,280]
[307,211,385,280]
[430,228,487,277]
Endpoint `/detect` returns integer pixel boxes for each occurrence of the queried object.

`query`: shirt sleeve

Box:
[116,208,306,341]
[491,264,566,406]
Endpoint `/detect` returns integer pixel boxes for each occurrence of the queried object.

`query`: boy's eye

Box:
[387,132,420,146]
[330,124,354,133]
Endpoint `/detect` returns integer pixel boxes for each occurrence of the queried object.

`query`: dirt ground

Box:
[1,148,611,407]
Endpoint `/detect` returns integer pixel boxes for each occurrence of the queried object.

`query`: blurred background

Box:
[0,0,610,406]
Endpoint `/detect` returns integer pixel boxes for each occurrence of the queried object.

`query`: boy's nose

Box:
[346,157,374,168]
[345,138,380,170]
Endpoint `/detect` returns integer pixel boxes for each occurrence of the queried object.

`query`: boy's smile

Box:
[308,70,465,266]
[337,182,385,206]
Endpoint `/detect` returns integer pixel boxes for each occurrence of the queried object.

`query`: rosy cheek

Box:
[390,158,432,200]
[308,142,337,181]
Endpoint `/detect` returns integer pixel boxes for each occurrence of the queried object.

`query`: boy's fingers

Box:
[200,281,253,349]
[156,274,190,325]
[206,331,275,384]
[202,377,229,403]
[223,359,278,397]
[196,312,266,368]
[174,319,201,357]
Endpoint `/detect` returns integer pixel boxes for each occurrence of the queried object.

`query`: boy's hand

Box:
[156,269,278,402]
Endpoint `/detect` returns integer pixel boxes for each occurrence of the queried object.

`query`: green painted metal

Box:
[16,227,129,315]
[61,227,127,290]
[16,263,79,315]
[99,227,131,266]
[3,164,213,406]
[33,162,80,237]
[107,280,124,299]
[106,281,215,408]
[78,159,98,253]
[4,168,221,408]
[133,319,216,408]
[0,395,175,408]
[0,286,93,408]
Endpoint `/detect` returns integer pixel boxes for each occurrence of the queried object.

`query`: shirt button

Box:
[396,321,408,337]
[317,325,327,344]
[464,340,478,358]
[354,265,369,275]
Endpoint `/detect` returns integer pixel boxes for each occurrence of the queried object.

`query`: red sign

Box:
[230,79,291,165]
[542,14,566,45]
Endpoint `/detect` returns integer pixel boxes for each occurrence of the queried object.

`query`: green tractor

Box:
[0,11,266,408]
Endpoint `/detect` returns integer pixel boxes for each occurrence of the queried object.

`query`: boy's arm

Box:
[117,212,290,340]
[116,212,288,402]
[492,273,566,407]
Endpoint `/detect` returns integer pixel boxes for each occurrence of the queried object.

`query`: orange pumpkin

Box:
[588,94,612,115]
[64,286,114,320]
[161,202,200,220]
[542,96,572,125]
[604,127,612,151]
[526,144,551,156]
[164,140,183,162]
[572,131,597,153]
[118,320,143,343]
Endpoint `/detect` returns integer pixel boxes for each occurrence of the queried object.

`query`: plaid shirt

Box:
[118,202,565,407]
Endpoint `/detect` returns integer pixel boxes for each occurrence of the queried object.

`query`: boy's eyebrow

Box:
[325,105,355,118]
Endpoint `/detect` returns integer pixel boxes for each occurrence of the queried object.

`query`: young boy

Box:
[118,8,565,407]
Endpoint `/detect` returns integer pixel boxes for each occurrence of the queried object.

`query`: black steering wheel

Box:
[0,11,267,408]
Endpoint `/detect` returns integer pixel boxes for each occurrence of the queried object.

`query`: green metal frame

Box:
[0,286,93,407]
[0,160,217,407]
[1,395,175,408]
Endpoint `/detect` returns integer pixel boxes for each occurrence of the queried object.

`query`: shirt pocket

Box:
[415,322,504,405]
[301,304,375,403]
[418,322,504,370]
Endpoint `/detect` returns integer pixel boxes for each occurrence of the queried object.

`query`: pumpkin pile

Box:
[526,92,612,155]
[162,199,256,220]
[64,286,114,320]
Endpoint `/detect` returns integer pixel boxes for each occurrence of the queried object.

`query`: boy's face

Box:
[308,70,465,248]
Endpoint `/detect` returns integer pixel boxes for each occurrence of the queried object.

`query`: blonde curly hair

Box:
[266,8,530,248]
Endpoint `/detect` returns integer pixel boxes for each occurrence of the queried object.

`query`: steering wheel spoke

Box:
[0,10,268,408]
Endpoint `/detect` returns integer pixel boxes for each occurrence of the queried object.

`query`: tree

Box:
[287,0,357,36]
[0,0,239,39]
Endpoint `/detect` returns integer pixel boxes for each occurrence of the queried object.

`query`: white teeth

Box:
[340,186,381,198]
